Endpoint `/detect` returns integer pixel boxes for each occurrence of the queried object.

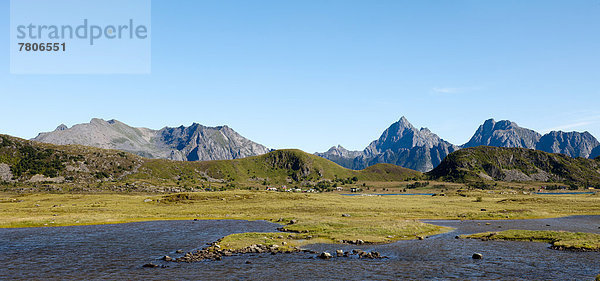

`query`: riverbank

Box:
[461,229,600,251]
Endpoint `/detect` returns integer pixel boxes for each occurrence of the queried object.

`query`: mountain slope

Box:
[428,146,600,186]
[462,119,541,149]
[591,146,600,160]
[33,118,271,161]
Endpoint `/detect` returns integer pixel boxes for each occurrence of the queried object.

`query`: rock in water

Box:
[472,253,483,259]
[318,252,332,259]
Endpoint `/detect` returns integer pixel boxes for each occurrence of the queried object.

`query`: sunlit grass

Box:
[0,190,598,249]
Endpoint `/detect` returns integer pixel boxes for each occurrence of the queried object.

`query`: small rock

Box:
[472,253,483,259]
[307,235,313,239]
[455,236,460,239]
[143,199,152,203]
[278,235,284,239]
[387,235,394,239]
[546,224,550,226]
[356,239,364,244]
[175,249,183,253]
[318,252,332,259]
[417,236,424,240]
[143,263,159,268]
[162,255,172,261]
[485,223,491,225]
[245,260,252,264]
[281,241,287,245]
[289,219,297,225]
[336,250,344,256]
[342,214,351,217]
[480,209,486,211]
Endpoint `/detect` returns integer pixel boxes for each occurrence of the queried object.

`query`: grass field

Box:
[462,230,600,251]
[1,189,599,250]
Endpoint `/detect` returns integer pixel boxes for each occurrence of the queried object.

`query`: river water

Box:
[1,216,599,280]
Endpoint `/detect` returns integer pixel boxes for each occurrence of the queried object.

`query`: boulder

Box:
[161,255,172,261]
[336,250,344,256]
[472,253,483,259]
[318,252,332,259]
[342,214,351,217]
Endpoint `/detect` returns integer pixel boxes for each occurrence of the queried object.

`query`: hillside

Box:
[428,146,600,187]
[133,149,421,186]
[0,135,421,192]
[0,134,143,185]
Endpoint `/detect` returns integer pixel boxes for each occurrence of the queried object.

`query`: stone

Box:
[318,252,332,259]
[472,253,483,259]
[142,263,159,268]
[336,250,344,257]
[161,255,172,261]
[289,219,297,225]
[342,214,351,217]
[417,236,424,240]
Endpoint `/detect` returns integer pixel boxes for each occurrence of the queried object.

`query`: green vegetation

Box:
[428,146,600,187]
[0,134,142,184]
[462,229,600,251]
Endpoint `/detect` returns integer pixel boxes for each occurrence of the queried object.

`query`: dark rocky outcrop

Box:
[428,146,600,186]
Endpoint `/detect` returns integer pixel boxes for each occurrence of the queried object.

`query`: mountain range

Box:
[318,117,600,172]
[31,117,600,173]
[33,118,271,162]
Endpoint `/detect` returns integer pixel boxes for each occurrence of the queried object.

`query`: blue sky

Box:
[1,0,599,152]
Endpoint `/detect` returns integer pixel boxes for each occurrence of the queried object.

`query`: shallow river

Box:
[1,216,599,280]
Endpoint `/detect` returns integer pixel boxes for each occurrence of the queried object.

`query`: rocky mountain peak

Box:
[536,130,599,158]
[55,124,68,131]
[463,119,541,149]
